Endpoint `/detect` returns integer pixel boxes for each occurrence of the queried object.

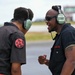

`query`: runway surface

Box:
[22,41,54,75]
[28,24,75,32]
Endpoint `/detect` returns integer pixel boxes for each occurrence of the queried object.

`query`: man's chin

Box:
[49,29,54,33]
[48,29,52,32]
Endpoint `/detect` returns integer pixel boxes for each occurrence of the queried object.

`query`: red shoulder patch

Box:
[15,38,24,48]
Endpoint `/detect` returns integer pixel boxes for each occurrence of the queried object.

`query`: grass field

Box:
[25,32,56,42]
[25,21,75,42]
[32,21,45,25]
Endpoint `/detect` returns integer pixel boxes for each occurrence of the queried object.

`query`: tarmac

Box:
[28,25,48,32]
[28,24,75,32]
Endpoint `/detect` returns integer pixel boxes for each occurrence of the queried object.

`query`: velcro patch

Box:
[15,38,24,48]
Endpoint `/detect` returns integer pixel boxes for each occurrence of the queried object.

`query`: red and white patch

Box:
[15,38,24,48]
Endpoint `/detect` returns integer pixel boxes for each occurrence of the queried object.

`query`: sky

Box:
[0,0,75,24]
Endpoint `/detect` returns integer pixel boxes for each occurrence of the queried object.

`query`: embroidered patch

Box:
[15,38,24,48]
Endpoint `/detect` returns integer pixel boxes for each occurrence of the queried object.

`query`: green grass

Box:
[25,32,56,42]
[67,21,75,25]
[32,21,46,25]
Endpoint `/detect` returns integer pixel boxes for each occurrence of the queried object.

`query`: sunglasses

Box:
[45,16,56,21]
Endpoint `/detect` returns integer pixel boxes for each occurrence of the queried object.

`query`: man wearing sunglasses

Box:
[38,5,75,75]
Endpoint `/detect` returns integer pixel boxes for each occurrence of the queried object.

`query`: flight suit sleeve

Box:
[61,31,75,49]
[10,32,26,65]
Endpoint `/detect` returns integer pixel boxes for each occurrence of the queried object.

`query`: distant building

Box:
[63,6,75,21]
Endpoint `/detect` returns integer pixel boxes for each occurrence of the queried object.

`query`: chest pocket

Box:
[51,47,64,62]
[50,37,66,63]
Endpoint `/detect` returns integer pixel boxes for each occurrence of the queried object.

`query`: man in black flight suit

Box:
[38,5,75,75]
[0,7,34,75]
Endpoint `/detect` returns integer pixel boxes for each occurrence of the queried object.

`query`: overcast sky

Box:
[0,0,75,24]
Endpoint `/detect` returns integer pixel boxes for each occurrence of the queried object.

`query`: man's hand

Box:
[38,55,48,64]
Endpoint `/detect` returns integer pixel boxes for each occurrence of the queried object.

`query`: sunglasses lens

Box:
[45,17,51,21]
[45,16,56,21]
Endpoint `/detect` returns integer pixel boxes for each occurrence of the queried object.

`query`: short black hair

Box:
[27,8,34,20]
[14,7,28,20]
[12,7,34,22]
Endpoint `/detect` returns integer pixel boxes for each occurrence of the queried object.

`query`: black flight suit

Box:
[49,23,75,75]
[0,22,26,75]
